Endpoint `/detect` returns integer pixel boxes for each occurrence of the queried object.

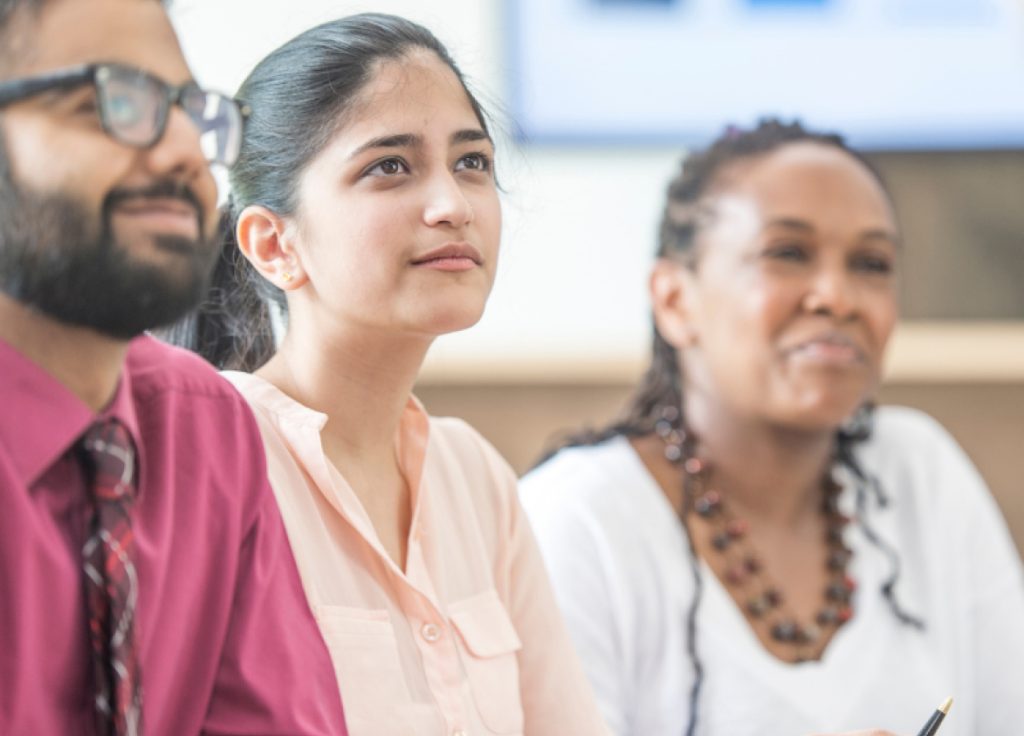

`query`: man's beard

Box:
[0,160,218,341]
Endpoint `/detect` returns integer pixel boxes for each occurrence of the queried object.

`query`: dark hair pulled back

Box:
[163,13,491,370]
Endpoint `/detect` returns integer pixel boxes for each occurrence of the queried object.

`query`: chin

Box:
[416,303,488,336]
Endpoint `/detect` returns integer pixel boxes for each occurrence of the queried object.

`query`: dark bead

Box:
[694,491,721,517]
[826,581,851,602]
[748,597,768,618]
[816,607,838,626]
[826,526,845,543]
[711,532,732,551]
[827,549,850,571]
[771,620,798,642]
[764,588,783,608]
[743,556,761,574]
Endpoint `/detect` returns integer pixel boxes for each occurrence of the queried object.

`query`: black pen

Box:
[915,696,953,736]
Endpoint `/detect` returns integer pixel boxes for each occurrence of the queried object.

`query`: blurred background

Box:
[171,0,1024,552]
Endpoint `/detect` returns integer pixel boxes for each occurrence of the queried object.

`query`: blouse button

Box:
[421,622,442,643]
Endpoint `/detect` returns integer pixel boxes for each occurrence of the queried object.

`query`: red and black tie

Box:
[80,418,143,736]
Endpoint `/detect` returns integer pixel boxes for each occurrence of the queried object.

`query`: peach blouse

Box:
[223,372,610,736]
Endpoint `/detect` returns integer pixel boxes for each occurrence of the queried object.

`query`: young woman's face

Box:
[293,51,501,338]
[677,142,899,431]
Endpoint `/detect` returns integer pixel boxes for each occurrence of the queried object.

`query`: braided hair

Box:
[537,118,923,736]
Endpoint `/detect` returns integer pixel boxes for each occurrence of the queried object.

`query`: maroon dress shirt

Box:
[0,335,347,735]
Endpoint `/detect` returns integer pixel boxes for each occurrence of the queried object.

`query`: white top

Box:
[520,406,1024,736]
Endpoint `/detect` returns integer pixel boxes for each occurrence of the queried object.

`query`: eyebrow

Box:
[765,218,900,246]
[347,128,491,160]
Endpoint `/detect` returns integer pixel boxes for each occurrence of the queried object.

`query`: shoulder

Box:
[854,405,995,532]
[867,405,961,454]
[127,335,247,406]
[857,405,977,484]
[520,437,644,511]
[126,337,265,463]
[520,437,664,544]
[428,414,517,486]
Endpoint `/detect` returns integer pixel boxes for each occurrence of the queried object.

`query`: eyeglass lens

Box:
[96,65,242,166]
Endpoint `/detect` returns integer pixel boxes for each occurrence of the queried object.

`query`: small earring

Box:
[281,271,293,283]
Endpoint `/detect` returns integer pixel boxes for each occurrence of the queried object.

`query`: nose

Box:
[802,262,858,319]
[422,171,473,229]
[140,105,211,184]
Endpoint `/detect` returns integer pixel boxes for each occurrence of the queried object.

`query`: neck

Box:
[0,295,129,412]
[684,392,836,528]
[258,314,431,464]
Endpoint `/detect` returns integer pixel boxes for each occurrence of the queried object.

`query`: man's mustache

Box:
[104,180,205,227]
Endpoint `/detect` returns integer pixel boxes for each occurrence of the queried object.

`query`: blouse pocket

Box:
[448,591,525,735]
[314,605,415,736]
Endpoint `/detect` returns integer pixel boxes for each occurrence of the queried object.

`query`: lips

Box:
[411,242,483,267]
[409,241,481,274]
[785,331,868,365]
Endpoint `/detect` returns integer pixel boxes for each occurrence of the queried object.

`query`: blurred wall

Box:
[172,2,1024,556]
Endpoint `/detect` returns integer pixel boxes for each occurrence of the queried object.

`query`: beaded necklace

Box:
[655,405,855,662]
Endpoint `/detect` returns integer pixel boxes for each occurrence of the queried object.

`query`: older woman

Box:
[520,120,1024,736]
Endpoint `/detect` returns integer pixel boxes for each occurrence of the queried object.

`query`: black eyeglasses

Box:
[0,62,250,167]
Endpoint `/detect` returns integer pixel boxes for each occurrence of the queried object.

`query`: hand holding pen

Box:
[808,697,953,736]
[915,697,953,736]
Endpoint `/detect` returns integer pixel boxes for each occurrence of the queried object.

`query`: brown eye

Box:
[365,158,409,177]
[765,243,809,262]
[455,152,491,173]
[852,253,894,275]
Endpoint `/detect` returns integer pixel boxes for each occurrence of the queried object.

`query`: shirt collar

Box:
[224,370,429,492]
[0,336,142,487]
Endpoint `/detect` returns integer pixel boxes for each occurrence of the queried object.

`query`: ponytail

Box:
[159,208,278,371]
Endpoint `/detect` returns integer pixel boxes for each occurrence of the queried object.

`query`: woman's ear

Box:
[650,257,699,350]
[236,205,307,290]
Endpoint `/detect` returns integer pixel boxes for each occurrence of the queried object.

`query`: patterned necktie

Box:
[80,418,143,736]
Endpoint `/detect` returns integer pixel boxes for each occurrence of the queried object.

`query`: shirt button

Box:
[421,622,442,643]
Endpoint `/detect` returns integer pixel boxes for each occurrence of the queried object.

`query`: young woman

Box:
[520,120,1024,736]
[170,14,609,736]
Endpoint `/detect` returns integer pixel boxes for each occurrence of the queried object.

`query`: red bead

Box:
[744,556,761,574]
[684,457,704,475]
[837,605,853,623]
[726,518,749,539]
[724,565,746,585]
[843,575,857,591]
